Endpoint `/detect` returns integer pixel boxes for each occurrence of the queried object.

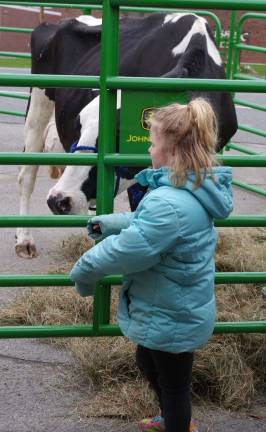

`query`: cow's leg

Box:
[44,116,65,179]
[16,88,55,258]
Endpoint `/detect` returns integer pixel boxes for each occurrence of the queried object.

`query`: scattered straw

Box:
[0,228,265,418]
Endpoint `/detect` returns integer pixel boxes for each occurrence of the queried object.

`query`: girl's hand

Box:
[74,282,95,297]
[91,223,102,234]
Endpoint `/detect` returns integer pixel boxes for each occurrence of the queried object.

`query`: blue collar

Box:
[69,140,97,153]
[69,141,133,199]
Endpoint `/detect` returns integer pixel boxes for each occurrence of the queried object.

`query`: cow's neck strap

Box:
[69,141,130,199]
[69,141,97,153]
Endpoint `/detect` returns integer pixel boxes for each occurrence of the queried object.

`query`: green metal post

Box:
[226,10,237,79]
[93,0,120,328]
[83,8,91,14]
[97,0,119,214]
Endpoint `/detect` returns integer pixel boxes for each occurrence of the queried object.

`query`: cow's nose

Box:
[47,194,71,215]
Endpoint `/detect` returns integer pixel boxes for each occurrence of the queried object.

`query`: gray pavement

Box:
[0,70,265,431]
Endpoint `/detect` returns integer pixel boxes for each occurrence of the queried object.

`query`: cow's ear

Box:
[182,46,205,77]
[162,64,189,78]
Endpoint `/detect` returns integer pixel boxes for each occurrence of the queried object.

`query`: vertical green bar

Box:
[93,282,111,332]
[231,11,242,79]
[226,10,237,79]
[83,8,91,15]
[97,0,119,215]
[214,17,222,49]
[93,0,120,329]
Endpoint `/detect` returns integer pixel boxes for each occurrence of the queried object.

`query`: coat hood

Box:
[135,166,233,219]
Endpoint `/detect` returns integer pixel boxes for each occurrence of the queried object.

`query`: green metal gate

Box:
[224,11,266,198]
[0,0,266,338]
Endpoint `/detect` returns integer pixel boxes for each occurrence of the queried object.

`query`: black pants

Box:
[136,345,194,432]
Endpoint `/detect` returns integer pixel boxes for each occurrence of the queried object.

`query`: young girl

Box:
[70,98,233,432]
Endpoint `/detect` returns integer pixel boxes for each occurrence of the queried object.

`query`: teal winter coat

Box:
[70,166,233,353]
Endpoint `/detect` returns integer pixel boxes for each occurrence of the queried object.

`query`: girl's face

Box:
[149,126,173,169]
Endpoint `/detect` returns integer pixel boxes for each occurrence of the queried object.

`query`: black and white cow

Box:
[16,12,237,258]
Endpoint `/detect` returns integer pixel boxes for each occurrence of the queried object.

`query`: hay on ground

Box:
[0,228,265,418]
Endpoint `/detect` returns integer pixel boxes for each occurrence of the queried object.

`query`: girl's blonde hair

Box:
[150,97,218,188]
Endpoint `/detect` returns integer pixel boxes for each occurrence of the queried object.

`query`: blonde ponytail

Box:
[150,97,218,188]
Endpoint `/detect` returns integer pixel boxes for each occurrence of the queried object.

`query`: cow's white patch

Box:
[78,95,100,148]
[76,15,102,27]
[164,12,196,25]
[47,91,122,214]
[78,91,121,148]
[165,14,222,66]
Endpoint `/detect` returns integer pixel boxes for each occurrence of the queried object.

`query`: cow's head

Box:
[46,92,129,215]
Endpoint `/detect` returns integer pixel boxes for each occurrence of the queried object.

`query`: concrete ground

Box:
[0,73,265,431]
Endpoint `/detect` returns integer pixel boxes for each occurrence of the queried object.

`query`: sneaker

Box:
[138,415,198,432]
[138,416,165,432]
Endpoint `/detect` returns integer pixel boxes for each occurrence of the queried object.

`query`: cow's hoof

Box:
[15,243,38,259]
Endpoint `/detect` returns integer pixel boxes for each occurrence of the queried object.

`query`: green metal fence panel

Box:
[0,0,266,339]
[232,12,266,79]
[228,12,266,198]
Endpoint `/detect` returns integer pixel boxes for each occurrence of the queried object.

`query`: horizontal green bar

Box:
[215,272,266,283]
[0,0,265,11]
[236,43,266,54]
[233,73,261,81]
[0,52,31,59]
[0,152,98,165]
[0,110,25,117]
[239,12,266,22]
[0,0,103,4]
[104,154,266,167]
[0,74,99,88]
[214,215,266,226]
[119,7,221,18]
[0,91,29,100]
[233,98,266,112]
[0,274,73,287]
[0,2,99,8]
[107,77,266,92]
[0,26,32,33]
[1,272,266,287]
[1,215,266,228]
[0,321,265,338]
[111,0,266,11]
[238,124,266,138]
[232,179,266,197]
[1,153,266,167]
[0,74,265,92]
[0,324,98,338]
[213,321,266,334]
[0,215,90,227]
[0,274,121,287]
[227,143,259,155]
